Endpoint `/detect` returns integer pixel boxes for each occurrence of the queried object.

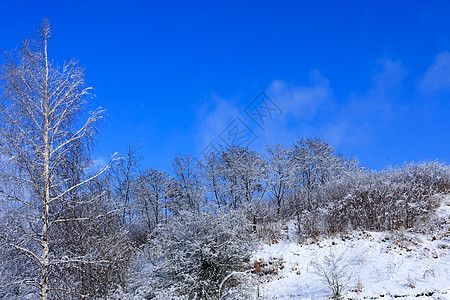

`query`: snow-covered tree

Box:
[49,174,133,299]
[111,142,142,224]
[288,138,359,237]
[291,138,357,201]
[215,146,266,208]
[133,168,169,232]
[167,154,204,214]
[265,144,296,216]
[201,150,228,208]
[0,20,112,299]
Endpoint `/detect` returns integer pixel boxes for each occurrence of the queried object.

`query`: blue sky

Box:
[1,1,449,171]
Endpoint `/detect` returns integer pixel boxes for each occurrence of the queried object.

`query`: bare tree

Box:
[291,138,358,211]
[168,154,204,214]
[0,19,112,299]
[201,151,228,208]
[219,146,266,209]
[112,142,142,224]
[134,168,169,232]
[265,144,295,216]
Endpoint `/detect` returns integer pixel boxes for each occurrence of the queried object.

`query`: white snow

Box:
[251,195,450,299]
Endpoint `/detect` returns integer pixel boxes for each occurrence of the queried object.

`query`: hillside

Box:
[250,195,450,299]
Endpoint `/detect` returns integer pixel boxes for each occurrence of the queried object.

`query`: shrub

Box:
[129,209,256,299]
[295,162,450,238]
[310,249,350,299]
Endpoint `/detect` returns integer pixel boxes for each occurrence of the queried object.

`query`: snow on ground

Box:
[251,195,450,299]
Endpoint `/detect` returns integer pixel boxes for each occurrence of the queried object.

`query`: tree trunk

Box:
[41,33,50,300]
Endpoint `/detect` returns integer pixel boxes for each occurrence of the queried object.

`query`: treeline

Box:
[1,20,450,300]
[117,139,450,241]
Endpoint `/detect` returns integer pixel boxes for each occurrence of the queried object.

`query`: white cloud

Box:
[194,93,241,150]
[420,52,450,93]
[195,60,408,155]
[193,71,335,155]
[262,61,407,149]
[324,58,407,147]
[373,58,408,94]
[266,69,334,121]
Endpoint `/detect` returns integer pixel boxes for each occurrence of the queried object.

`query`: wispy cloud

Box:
[325,58,407,147]
[194,58,411,155]
[191,53,449,170]
[263,60,407,148]
[193,70,335,155]
[194,93,241,150]
[266,69,334,121]
[419,52,450,94]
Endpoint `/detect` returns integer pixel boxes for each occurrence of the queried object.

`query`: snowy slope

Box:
[251,195,450,299]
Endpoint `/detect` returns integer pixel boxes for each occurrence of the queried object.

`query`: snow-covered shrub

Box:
[354,276,364,293]
[130,208,256,299]
[406,274,416,289]
[310,249,350,299]
[245,200,284,244]
[400,161,450,195]
[297,162,450,237]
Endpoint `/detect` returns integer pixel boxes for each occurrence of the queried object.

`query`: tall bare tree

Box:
[291,137,358,210]
[134,168,169,232]
[265,144,295,216]
[111,142,142,224]
[168,154,204,214]
[220,146,266,208]
[0,20,111,299]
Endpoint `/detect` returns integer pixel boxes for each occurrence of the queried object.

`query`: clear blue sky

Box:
[1,1,449,171]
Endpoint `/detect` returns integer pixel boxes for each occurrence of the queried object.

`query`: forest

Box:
[1,20,449,300]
